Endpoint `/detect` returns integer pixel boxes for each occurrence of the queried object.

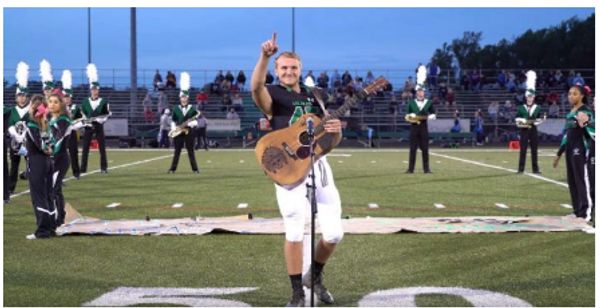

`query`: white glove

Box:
[17,145,27,156]
[515,118,526,124]
[72,121,84,130]
[408,113,416,118]
[8,126,19,140]
[94,116,108,124]
[428,114,437,120]
[170,122,176,131]
[187,120,198,128]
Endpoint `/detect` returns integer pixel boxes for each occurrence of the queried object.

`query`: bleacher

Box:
[3,68,594,147]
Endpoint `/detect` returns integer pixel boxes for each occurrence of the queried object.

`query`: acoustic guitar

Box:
[255,77,389,186]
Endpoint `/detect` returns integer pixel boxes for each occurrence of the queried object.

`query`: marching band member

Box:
[405,65,436,174]
[167,72,199,173]
[61,70,82,179]
[25,95,56,239]
[47,92,73,226]
[7,62,31,193]
[80,63,111,174]
[515,70,544,174]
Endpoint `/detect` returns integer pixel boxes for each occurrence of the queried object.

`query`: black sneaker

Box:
[193,170,200,174]
[285,290,305,307]
[405,170,414,174]
[424,169,432,174]
[303,271,334,304]
[167,169,175,174]
[100,169,108,174]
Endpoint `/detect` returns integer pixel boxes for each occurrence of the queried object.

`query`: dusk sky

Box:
[3,7,595,87]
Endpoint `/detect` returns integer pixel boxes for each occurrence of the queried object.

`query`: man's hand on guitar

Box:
[323,119,342,133]
[261,32,279,57]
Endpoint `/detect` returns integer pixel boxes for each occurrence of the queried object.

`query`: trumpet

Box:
[168,113,201,138]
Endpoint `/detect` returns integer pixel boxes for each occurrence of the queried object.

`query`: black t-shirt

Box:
[266,84,323,130]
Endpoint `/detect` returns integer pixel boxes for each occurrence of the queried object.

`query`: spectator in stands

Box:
[158,91,168,115]
[572,72,585,86]
[404,76,415,93]
[221,79,232,94]
[470,69,482,93]
[166,71,176,89]
[341,70,352,87]
[437,83,448,104]
[567,70,576,86]
[507,72,517,92]
[554,70,564,87]
[196,90,208,111]
[488,101,499,123]
[353,77,364,91]
[473,109,485,146]
[546,91,559,105]
[236,70,247,91]
[226,108,239,120]
[503,100,515,123]
[450,110,461,133]
[265,71,274,84]
[548,101,561,118]
[195,112,208,151]
[143,94,155,123]
[445,87,455,107]
[497,70,507,89]
[317,71,329,89]
[362,96,374,114]
[231,92,244,112]
[221,94,232,112]
[214,70,225,84]
[427,61,440,89]
[389,93,398,115]
[225,71,234,84]
[460,71,470,91]
[159,108,171,148]
[365,71,375,85]
[153,70,163,91]
[330,69,341,88]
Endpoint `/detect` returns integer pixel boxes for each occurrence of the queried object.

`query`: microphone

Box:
[306,117,315,136]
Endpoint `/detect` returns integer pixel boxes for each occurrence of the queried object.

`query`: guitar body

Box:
[255,113,342,186]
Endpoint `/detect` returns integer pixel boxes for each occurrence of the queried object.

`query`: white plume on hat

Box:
[525,70,536,95]
[61,70,72,90]
[86,63,98,85]
[16,62,29,88]
[39,59,53,83]
[416,65,427,90]
[179,72,190,97]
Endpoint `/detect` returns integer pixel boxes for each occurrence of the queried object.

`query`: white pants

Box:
[275,157,344,243]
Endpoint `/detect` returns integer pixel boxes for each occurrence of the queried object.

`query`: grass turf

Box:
[3,148,594,306]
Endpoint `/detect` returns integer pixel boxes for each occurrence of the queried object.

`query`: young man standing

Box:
[251,33,344,306]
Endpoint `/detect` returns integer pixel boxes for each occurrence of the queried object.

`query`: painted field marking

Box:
[172,203,184,208]
[434,203,446,209]
[237,203,248,209]
[368,203,379,209]
[561,204,573,209]
[495,203,509,209]
[430,152,568,188]
[10,154,173,199]
[329,154,352,157]
[106,203,121,208]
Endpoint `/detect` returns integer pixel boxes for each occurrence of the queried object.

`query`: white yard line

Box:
[9,154,172,199]
[434,203,446,209]
[495,203,509,209]
[430,152,568,189]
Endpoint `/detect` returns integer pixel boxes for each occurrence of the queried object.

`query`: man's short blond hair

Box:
[275,51,302,67]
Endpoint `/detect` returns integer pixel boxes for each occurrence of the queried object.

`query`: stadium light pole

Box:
[87,8,92,63]
[291,8,296,52]
[130,8,138,116]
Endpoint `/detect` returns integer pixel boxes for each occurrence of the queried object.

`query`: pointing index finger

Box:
[272,32,277,44]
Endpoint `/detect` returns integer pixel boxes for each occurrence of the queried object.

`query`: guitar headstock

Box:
[362,76,390,96]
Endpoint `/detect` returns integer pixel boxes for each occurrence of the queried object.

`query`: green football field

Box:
[2,148,594,306]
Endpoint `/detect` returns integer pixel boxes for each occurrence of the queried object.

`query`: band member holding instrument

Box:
[515,70,544,174]
[25,95,56,240]
[7,62,31,194]
[61,70,82,179]
[80,63,111,174]
[405,65,436,174]
[167,72,200,174]
[252,33,343,307]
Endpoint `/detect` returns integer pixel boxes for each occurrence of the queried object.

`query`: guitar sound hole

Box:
[299,132,311,146]
[296,146,310,159]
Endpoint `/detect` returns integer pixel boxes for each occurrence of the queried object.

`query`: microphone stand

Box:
[305,117,317,307]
